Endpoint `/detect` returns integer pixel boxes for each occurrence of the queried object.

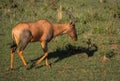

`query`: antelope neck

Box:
[52,23,67,37]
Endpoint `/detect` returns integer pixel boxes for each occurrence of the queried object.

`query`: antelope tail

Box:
[10,33,18,48]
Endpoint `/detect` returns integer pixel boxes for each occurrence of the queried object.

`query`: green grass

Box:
[0,0,120,81]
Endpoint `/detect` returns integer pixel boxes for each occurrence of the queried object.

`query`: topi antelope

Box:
[10,11,77,70]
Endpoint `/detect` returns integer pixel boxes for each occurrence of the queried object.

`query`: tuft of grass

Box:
[105,50,116,58]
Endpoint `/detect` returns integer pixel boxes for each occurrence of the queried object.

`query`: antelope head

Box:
[65,10,77,41]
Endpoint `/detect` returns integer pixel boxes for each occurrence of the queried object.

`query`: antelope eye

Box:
[72,24,75,27]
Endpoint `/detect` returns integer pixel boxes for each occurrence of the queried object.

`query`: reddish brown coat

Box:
[10,19,77,70]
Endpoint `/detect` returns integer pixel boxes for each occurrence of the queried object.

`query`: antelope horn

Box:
[65,10,75,24]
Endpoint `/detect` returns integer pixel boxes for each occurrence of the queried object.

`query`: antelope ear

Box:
[70,21,75,25]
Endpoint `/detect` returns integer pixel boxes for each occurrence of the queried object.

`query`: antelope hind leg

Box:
[18,30,32,68]
[18,50,27,68]
[10,51,14,70]
[10,41,17,70]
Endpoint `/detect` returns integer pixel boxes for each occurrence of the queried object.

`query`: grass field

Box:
[0,0,120,81]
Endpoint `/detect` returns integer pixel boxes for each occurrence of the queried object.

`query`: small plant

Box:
[105,50,116,58]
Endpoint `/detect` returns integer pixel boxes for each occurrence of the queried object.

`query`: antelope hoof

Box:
[46,64,51,69]
[10,67,14,70]
[25,65,28,69]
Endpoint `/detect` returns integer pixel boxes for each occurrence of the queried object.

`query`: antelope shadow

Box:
[29,43,98,69]
[48,44,98,63]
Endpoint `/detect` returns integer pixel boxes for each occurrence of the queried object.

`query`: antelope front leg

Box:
[34,41,50,68]
[35,52,48,65]
[45,58,51,68]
